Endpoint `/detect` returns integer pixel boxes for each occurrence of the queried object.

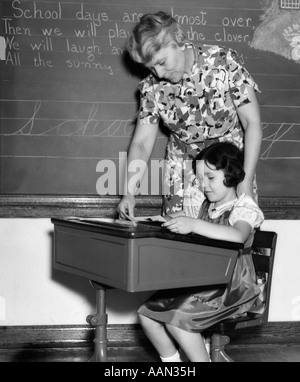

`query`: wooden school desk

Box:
[51,218,243,362]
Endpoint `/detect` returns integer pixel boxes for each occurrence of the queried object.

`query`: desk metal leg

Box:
[86,281,108,362]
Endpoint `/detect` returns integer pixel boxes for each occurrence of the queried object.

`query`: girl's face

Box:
[145,41,186,83]
[196,160,237,207]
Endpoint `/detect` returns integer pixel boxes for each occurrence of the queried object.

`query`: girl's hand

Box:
[162,216,196,235]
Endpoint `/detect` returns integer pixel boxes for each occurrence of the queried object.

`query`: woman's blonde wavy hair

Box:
[127,12,186,64]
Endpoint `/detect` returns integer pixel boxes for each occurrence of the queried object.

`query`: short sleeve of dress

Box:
[226,48,260,108]
[229,194,264,229]
[137,77,160,124]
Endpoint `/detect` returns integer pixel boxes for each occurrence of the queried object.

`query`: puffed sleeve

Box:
[137,77,160,124]
[229,194,264,229]
[226,48,260,108]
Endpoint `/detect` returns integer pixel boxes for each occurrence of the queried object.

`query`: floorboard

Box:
[1,343,300,362]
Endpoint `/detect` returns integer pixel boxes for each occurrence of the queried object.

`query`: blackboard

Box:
[1,0,300,200]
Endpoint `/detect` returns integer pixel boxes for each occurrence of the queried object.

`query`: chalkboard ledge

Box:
[0,195,162,219]
[0,195,299,220]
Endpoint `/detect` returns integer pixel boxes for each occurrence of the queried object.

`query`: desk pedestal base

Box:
[86,281,108,362]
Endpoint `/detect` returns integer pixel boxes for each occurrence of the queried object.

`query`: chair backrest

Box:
[250,230,277,324]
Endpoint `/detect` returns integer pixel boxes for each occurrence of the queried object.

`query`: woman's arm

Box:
[162,216,252,244]
[237,86,263,197]
[126,118,159,195]
[117,118,159,218]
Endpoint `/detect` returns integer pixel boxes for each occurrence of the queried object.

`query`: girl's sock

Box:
[160,350,182,362]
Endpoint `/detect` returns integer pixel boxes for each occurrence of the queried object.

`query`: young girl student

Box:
[137,142,264,362]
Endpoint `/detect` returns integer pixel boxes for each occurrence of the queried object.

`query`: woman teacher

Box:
[118,11,262,219]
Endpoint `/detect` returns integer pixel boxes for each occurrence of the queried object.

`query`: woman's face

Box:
[145,42,186,83]
[196,160,236,206]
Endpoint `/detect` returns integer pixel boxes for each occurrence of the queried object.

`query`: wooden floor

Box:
[1,343,300,362]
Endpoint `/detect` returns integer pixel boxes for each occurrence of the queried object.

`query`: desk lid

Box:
[51,217,243,251]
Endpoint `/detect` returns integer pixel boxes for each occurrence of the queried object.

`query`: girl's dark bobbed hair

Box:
[193,142,245,188]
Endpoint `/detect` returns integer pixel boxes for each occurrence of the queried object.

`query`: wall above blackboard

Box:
[1,0,300,217]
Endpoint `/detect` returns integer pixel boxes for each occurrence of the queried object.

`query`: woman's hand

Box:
[237,177,253,198]
[162,216,196,235]
[117,194,136,220]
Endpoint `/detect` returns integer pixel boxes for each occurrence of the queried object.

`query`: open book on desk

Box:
[66,215,167,228]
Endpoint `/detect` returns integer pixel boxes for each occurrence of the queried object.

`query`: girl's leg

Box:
[138,314,178,359]
[165,324,210,362]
